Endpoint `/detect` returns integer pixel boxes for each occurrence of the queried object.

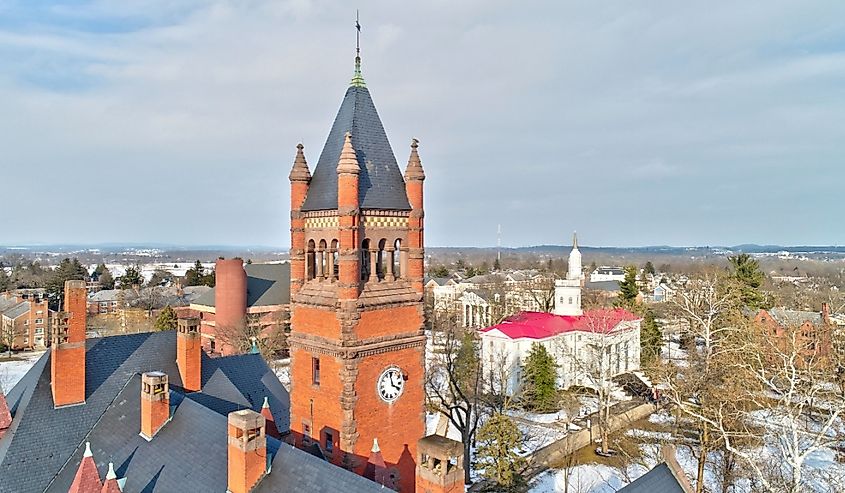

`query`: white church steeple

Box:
[567,231,582,281]
[554,231,583,316]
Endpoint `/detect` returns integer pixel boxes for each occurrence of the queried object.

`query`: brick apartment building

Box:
[0,291,52,350]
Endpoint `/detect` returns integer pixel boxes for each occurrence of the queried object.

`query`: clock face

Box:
[377,367,405,403]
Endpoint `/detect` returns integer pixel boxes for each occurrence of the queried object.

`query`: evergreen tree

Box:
[728,253,766,308]
[184,260,215,287]
[589,260,597,272]
[118,266,144,289]
[644,261,656,276]
[429,265,450,278]
[493,258,501,272]
[639,308,662,365]
[184,261,204,286]
[98,270,115,290]
[521,343,559,412]
[94,263,115,289]
[617,265,639,308]
[45,258,89,310]
[0,264,9,292]
[154,305,178,331]
[475,413,526,491]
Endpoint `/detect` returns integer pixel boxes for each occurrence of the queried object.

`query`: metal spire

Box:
[351,10,366,88]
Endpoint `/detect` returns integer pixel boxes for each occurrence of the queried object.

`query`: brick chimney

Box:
[215,258,248,341]
[227,409,268,493]
[69,442,102,493]
[140,371,170,440]
[415,435,464,493]
[51,280,87,408]
[177,317,202,392]
[0,390,11,440]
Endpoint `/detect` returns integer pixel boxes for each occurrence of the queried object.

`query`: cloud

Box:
[0,0,843,247]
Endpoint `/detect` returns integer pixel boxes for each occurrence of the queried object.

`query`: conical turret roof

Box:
[300,58,411,212]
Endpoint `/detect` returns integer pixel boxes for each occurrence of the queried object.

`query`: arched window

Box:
[330,239,339,280]
[377,239,387,281]
[361,239,371,281]
[318,239,328,279]
[393,239,402,279]
[306,240,316,280]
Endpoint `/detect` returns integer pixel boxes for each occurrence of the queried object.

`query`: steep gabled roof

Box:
[300,76,410,212]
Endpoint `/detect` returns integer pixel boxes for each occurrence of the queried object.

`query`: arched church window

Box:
[377,239,387,281]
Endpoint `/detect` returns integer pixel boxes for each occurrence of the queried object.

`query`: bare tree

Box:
[1,318,24,357]
[425,324,484,485]
[214,311,289,358]
[667,315,845,493]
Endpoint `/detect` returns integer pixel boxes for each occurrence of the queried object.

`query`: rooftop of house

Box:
[0,330,379,493]
[480,308,640,341]
[192,263,290,309]
[584,280,622,292]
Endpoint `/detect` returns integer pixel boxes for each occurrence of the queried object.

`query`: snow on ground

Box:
[530,463,649,493]
[0,351,44,392]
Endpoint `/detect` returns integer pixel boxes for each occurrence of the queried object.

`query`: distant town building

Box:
[0,292,52,350]
[590,266,626,283]
[753,304,834,365]
[479,235,642,395]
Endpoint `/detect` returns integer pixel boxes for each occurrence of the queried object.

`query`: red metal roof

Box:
[480,308,639,340]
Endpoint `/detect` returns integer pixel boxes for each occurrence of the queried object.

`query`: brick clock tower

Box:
[288,50,426,492]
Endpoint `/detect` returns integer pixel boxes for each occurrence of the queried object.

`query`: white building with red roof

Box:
[479,259,642,395]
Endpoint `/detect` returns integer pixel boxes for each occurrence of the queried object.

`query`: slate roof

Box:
[1,302,28,320]
[585,280,622,292]
[300,83,411,212]
[0,331,378,493]
[193,263,290,309]
[768,308,823,327]
[618,463,688,493]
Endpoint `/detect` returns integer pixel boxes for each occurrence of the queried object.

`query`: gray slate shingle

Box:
[300,85,411,212]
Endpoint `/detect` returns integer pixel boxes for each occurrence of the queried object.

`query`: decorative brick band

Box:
[304,216,340,229]
[288,334,426,359]
[362,216,408,228]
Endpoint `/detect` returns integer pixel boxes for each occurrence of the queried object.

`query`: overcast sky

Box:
[1,1,843,248]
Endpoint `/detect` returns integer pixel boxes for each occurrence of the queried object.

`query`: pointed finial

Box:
[404,138,425,181]
[289,143,311,182]
[351,12,366,88]
[83,442,93,457]
[249,337,260,354]
[106,462,117,480]
[262,396,270,409]
[372,438,380,453]
[337,132,360,174]
[573,231,578,249]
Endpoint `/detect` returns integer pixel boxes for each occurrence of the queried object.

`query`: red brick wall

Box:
[353,345,425,493]
[290,305,341,340]
[357,305,421,340]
